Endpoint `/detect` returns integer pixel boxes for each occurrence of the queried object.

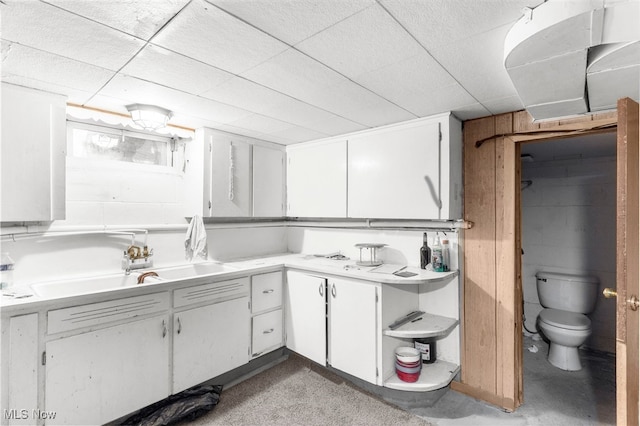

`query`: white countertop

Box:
[1,252,458,312]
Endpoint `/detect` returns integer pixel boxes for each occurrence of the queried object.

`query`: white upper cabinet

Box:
[185,128,252,217]
[1,83,66,222]
[253,145,285,217]
[185,128,286,218]
[286,139,347,218]
[348,114,462,220]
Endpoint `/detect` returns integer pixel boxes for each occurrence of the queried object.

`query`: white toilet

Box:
[535,271,599,371]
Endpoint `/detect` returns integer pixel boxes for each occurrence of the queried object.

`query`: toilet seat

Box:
[539,308,591,331]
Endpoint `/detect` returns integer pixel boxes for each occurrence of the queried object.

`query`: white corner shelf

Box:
[383,312,458,339]
[384,359,460,392]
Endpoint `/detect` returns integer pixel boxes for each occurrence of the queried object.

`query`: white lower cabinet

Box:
[173,296,250,393]
[286,271,380,385]
[251,271,283,357]
[45,314,170,425]
[285,271,327,366]
[328,277,379,384]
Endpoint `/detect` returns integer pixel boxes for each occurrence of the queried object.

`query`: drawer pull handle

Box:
[331,283,336,298]
[177,317,182,334]
[263,328,274,334]
[319,283,324,297]
[262,289,274,294]
[162,320,167,338]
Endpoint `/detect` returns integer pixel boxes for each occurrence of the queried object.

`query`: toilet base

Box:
[548,343,582,371]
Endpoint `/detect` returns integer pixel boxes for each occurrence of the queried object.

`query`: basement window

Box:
[68,122,180,167]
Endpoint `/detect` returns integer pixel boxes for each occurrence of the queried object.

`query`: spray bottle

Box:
[431,233,444,272]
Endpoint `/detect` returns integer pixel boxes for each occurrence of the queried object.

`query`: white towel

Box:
[185,214,208,261]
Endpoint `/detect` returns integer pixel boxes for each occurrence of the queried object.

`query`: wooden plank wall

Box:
[454,109,618,411]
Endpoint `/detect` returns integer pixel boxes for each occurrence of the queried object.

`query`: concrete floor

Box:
[409,335,616,425]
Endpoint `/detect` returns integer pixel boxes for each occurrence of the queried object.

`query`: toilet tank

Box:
[536,271,599,313]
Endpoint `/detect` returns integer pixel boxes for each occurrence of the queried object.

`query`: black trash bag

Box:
[120,385,223,426]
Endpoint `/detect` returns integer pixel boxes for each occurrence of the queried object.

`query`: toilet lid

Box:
[539,309,591,330]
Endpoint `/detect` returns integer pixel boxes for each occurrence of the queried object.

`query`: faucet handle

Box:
[127,245,140,259]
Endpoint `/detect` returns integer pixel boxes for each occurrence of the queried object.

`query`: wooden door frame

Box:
[455,109,619,411]
[616,98,640,425]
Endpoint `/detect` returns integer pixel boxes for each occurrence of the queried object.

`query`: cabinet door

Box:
[1,83,66,221]
[6,314,38,426]
[209,137,252,217]
[328,277,378,384]
[348,120,441,219]
[287,140,347,217]
[45,315,170,425]
[173,296,250,393]
[285,271,326,365]
[253,145,284,217]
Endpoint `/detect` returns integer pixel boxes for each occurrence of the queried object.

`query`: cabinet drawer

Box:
[251,271,282,313]
[174,277,249,308]
[252,309,283,356]
[48,293,170,334]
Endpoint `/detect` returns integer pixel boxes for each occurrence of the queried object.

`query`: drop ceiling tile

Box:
[267,99,365,134]
[226,114,295,135]
[296,4,423,79]
[169,112,225,132]
[240,48,346,100]
[173,95,256,124]
[2,75,95,106]
[1,41,114,101]
[309,80,416,127]
[43,0,189,41]
[483,95,525,115]
[96,75,254,123]
[151,0,289,74]
[121,45,234,95]
[269,125,329,143]
[380,0,539,50]
[304,115,367,136]
[216,124,290,145]
[202,77,293,115]
[1,0,145,71]
[354,52,474,116]
[429,25,521,103]
[97,74,186,109]
[451,103,492,121]
[209,0,375,45]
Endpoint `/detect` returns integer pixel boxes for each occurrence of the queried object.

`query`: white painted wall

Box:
[521,156,616,353]
[4,153,287,288]
[65,156,186,225]
[287,226,459,270]
[4,226,288,289]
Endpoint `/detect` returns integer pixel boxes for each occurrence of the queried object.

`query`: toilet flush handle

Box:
[603,288,640,311]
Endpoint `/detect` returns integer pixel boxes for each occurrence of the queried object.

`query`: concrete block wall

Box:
[521,155,616,353]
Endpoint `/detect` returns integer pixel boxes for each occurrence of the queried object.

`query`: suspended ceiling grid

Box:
[1,0,614,145]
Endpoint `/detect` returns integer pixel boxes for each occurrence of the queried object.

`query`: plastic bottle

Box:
[431,235,444,272]
[419,232,431,270]
[442,239,450,272]
[0,253,15,289]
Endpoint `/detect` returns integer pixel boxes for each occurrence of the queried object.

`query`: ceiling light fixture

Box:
[126,104,173,131]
